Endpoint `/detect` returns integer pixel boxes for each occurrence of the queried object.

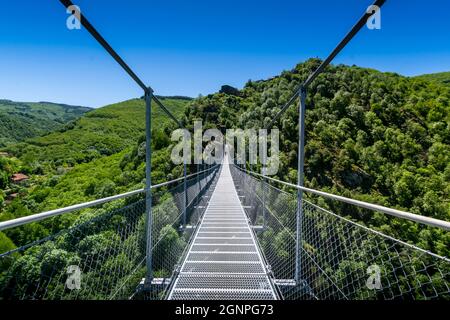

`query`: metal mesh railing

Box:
[2,163,448,300]
[0,196,146,300]
[0,167,219,300]
[230,165,450,300]
[143,167,220,300]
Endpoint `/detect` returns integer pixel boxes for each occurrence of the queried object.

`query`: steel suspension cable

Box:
[266,0,386,129]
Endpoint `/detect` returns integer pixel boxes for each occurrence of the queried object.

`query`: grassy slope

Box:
[6,97,187,165]
[413,71,450,87]
[184,60,450,255]
[0,97,190,219]
[0,100,91,147]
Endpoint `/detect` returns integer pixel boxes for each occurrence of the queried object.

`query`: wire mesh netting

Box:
[230,165,450,300]
[0,167,219,300]
[142,167,220,300]
[2,163,448,300]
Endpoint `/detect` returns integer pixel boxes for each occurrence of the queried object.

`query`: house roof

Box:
[11,173,29,182]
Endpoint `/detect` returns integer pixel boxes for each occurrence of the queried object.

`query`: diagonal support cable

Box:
[59,0,183,128]
[266,0,387,129]
[59,0,148,92]
[153,96,184,128]
[303,0,386,88]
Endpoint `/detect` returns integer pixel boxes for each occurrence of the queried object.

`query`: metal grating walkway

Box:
[168,156,277,300]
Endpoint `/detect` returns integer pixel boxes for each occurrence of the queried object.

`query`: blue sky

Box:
[0,0,449,108]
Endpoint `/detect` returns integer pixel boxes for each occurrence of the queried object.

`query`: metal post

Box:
[183,162,187,227]
[260,131,267,229]
[262,167,266,229]
[197,163,200,203]
[295,86,307,283]
[144,88,153,284]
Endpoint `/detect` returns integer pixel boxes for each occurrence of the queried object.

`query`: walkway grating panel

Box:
[181,262,265,274]
[173,274,272,290]
[191,245,257,252]
[187,252,260,262]
[169,290,275,300]
[199,227,249,232]
[197,232,252,238]
[194,238,255,245]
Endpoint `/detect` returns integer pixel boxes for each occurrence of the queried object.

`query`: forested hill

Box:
[413,71,450,88]
[0,100,91,147]
[5,97,187,167]
[0,97,190,247]
[184,59,450,255]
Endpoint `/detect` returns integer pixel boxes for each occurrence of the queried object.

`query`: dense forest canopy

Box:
[0,100,91,147]
[184,59,450,256]
[414,71,450,88]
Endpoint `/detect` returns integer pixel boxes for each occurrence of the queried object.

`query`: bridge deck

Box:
[168,157,277,300]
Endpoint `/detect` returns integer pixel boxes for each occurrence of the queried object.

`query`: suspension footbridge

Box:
[0,0,449,300]
[168,153,278,300]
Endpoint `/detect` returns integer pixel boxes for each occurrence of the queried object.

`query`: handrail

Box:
[152,164,220,189]
[234,165,450,231]
[0,165,220,232]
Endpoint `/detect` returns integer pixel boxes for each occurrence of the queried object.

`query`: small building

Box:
[5,193,18,205]
[11,173,29,184]
[7,193,18,201]
[0,152,9,157]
